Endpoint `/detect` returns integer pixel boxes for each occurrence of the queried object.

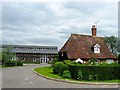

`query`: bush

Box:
[53,62,69,76]
[63,60,71,65]
[89,58,97,65]
[88,75,94,81]
[77,70,83,80]
[69,64,120,81]
[4,60,16,66]
[94,74,99,81]
[62,70,71,79]
[17,61,23,66]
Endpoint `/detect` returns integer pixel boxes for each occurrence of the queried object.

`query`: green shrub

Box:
[62,70,71,79]
[69,64,119,81]
[88,75,94,81]
[53,62,69,76]
[94,74,99,81]
[77,70,83,80]
[4,60,16,66]
[89,58,97,65]
[63,60,71,65]
[17,61,23,66]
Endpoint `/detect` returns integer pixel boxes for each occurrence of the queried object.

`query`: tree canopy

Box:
[104,36,118,54]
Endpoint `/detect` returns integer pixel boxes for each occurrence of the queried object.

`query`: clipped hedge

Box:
[69,64,120,81]
[4,60,16,66]
[53,62,69,76]
[4,60,23,66]
[63,60,72,64]
[62,70,71,79]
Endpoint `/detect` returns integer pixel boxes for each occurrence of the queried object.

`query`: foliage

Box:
[34,66,120,83]
[77,70,83,80]
[88,75,94,81]
[63,60,72,65]
[104,36,117,54]
[4,60,16,66]
[88,58,97,65]
[51,54,59,66]
[62,70,71,79]
[68,64,120,81]
[118,54,120,65]
[2,46,16,65]
[3,60,23,66]
[17,61,23,66]
[94,74,99,81]
[53,62,69,76]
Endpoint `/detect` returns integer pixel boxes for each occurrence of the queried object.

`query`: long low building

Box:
[2,45,58,63]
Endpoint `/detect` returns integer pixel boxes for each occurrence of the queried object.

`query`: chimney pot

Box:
[91,25,97,36]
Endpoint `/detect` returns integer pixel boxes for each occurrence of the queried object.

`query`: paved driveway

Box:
[1,63,119,88]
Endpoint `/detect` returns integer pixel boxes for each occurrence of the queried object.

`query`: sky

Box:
[1,0,119,49]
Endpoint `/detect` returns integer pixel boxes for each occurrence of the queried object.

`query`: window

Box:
[22,58,25,61]
[94,44,100,53]
[33,58,36,62]
[106,59,113,64]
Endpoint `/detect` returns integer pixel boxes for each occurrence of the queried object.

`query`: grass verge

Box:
[33,66,120,84]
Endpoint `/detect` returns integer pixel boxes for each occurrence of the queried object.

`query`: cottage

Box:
[59,25,117,63]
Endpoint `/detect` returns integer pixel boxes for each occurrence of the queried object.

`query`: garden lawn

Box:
[34,66,62,79]
[34,66,120,83]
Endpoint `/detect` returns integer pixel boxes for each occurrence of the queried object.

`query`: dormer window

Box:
[94,44,100,53]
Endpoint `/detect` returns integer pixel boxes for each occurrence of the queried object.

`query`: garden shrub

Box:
[17,61,23,66]
[62,70,71,79]
[53,62,69,76]
[88,75,94,81]
[63,60,71,65]
[77,69,83,80]
[69,64,120,81]
[5,60,16,66]
[94,74,99,81]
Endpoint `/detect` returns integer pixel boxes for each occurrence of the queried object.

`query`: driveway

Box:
[1,63,119,88]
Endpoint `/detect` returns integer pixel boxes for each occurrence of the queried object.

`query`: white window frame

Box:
[22,58,25,61]
[94,44,100,53]
[33,58,36,62]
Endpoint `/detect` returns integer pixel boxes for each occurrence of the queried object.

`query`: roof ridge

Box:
[71,33,103,38]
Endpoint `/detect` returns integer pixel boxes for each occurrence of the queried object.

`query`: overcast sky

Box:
[1,0,118,49]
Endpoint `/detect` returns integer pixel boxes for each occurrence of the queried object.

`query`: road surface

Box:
[1,63,119,88]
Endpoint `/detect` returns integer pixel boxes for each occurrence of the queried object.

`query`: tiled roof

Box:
[59,34,117,59]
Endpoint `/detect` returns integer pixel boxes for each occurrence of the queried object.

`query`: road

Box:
[1,63,119,88]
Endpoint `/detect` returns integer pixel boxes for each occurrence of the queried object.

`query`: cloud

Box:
[2,2,118,49]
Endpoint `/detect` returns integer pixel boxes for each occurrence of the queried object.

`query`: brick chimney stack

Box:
[91,25,97,36]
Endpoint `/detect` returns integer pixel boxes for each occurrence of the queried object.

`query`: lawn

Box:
[34,66,62,79]
[34,66,120,83]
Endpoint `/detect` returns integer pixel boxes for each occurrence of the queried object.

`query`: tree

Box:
[2,46,16,65]
[104,36,117,54]
[51,54,59,66]
[118,54,120,64]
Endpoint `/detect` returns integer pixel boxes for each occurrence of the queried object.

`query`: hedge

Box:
[4,60,23,66]
[53,62,69,76]
[69,64,120,81]
[62,70,71,79]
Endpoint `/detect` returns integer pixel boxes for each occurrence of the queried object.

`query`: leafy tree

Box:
[104,36,117,54]
[51,54,59,66]
[2,46,16,65]
[118,54,120,64]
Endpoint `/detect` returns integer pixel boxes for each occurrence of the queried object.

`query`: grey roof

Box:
[2,44,58,54]
[2,44,57,48]
[10,49,58,54]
